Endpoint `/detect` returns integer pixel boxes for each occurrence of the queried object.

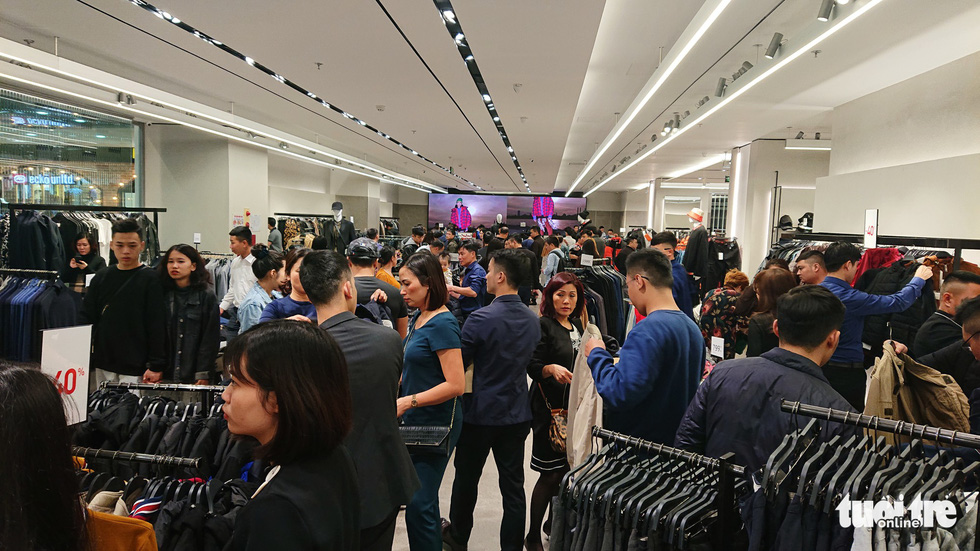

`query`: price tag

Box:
[85,273,95,287]
[581,254,594,267]
[41,325,93,425]
[864,209,878,248]
[710,337,725,358]
[193,232,202,244]
[718,252,724,260]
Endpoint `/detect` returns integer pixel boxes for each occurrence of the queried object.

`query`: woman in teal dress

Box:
[397,252,465,550]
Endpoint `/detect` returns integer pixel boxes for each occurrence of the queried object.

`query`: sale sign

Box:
[41,325,93,425]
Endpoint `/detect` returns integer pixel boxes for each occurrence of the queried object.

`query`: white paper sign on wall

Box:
[581,254,594,267]
[864,209,879,248]
[41,325,93,425]
[193,233,202,244]
[710,336,725,358]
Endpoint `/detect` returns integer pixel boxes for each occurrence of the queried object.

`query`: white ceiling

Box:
[1,0,978,195]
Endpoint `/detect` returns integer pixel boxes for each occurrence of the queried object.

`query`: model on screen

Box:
[450,198,472,230]
[532,196,558,235]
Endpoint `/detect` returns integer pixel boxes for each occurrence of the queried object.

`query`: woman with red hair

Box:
[524,272,586,551]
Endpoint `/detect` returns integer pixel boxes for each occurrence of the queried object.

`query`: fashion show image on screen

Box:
[428,195,587,234]
[428,195,507,229]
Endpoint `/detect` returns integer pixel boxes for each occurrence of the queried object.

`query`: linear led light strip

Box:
[582,0,888,197]
[123,0,476,191]
[0,42,445,193]
[564,0,733,197]
[435,1,530,192]
[0,70,440,194]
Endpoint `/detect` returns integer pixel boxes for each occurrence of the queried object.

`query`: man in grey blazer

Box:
[300,250,420,551]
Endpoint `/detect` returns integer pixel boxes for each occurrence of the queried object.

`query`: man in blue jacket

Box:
[583,247,704,445]
[650,231,696,320]
[674,285,859,472]
[819,242,933,410]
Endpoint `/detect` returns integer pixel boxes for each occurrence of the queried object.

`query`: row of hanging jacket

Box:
[553,428,749,551]
[746,405,980,551]
[202,254,235,303]
[276,215,333,246]
[0,273,78,361]
[73,388,257,481]
[2,208,162,270]
[75,447,259,551]
[569,266,629,344]
[702,237,742,295]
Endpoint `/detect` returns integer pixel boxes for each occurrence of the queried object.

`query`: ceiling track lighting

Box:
[764,32,784,59]
[714,77,727,97]
[672,113,681,132]
[432,0,529,192]
[123,0,474,189]
[817,0,835,21]
[796,131,805,139]
[814,132,822,140]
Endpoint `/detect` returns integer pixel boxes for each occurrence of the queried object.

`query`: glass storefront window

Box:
[0,88,140,207]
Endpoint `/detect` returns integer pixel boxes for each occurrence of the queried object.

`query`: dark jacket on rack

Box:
[675,347,859,472]
[164,286,220,383]
[858,259,936,358]
[83,266,167,376]
[9,210,66,273]
[682,224,709,297]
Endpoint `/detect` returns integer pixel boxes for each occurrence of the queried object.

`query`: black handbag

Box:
[399,399,456,456]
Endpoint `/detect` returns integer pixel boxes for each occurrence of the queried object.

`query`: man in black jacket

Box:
[920,296,980,399]
[913,271,980,358]
[675,285,859,472]
[83,219,166,388]
[300,250,420,551]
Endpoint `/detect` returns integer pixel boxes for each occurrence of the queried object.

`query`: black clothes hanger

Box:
[809,434,858,508]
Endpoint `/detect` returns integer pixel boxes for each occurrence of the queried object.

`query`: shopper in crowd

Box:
[650,231,696,320]
[766,258,791,272]
[615,234,638,274]
[83,218,166,386]
[376,245,401,289]
[505,235,539,306]
[397,253,466,551]
[449,241,487,324]
[61,233,107,294]
[237,249,286,334]
[267,217,283,252]
[429,239,446,256]
[222,321,358,550]
[495,224,510,240]
[920,296,980,399]
[444,250,541,551]
[676,285,860,471]
[260,247,317,324]
[219,226,257,336]
[438,252,454,288]
[157,244,219,384]
[795,249,827,285]
[479,237,505,273]
[525,272,587,551]
[444,228,460,254]
[540,236,565,286]
[819,241,933,410]
[699,269,750,360]
[366,227,380,244]
[583,248,704,444]
[312,235,329,250]
[746,267,798,357]
[0,365,158,550]
[299,251,420,551]
[348,237,409,338]
[914,271,980,357]
[402,225,426,258]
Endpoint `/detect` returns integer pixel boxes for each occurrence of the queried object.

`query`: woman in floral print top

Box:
[698,269,750,360]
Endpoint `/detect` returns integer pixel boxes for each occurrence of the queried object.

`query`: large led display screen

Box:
[429,194,587,235]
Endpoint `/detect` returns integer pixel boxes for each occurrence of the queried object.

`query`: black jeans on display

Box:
[449,421,531,551]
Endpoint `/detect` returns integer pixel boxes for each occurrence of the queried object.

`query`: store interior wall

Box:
[227,142,269,242]
[581,191,624,234]
[393,187,429,231]
[815,52,980,239]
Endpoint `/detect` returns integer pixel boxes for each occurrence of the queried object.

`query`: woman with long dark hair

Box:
[61,233,107,294]
[397,253,465,550]
[260,247,317,323]
[156,244,220,384]
[525,272,587,551]
[0,364,157,550]
[223,321,358,549]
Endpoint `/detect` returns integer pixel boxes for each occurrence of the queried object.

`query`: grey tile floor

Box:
[391,435,542,551]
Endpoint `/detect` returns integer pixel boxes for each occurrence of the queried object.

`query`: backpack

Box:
[355,301,395,330]
[550,249,567,273]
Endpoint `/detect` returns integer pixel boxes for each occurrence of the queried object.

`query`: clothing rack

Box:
[0,268,59,280]
[779,400,980,449]
[593,427,742,551]
[5,203,167,231]
[73,446,200,470]
[101,381,225,410]
[777,232,980,271]
[274,211,330,218]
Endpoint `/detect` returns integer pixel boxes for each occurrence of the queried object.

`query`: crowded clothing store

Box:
[1,0,979,550]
